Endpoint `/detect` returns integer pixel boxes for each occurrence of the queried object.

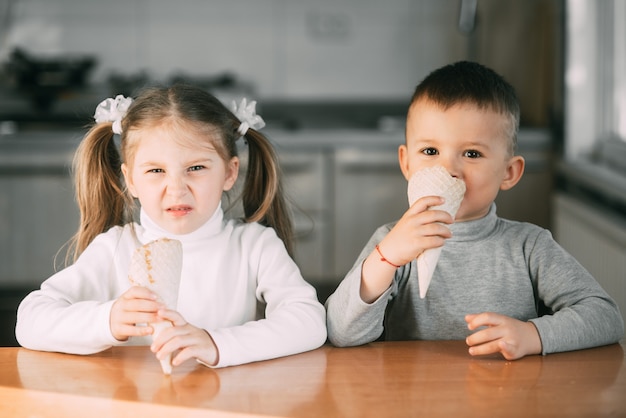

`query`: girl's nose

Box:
[166,174,188,196]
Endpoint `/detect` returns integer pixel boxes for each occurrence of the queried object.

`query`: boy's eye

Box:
[188,165,205,172]
[464,150,482,159]
[147,168,164,173]
[421,147,438,156]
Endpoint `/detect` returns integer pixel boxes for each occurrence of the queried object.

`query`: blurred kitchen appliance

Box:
[3,48,96,111]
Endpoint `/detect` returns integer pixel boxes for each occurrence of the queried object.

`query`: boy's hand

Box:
[465,312,543,360]
[110,286,163,341]
[360,195,454,303]
[151,309,220,368]
[381,195,454,266]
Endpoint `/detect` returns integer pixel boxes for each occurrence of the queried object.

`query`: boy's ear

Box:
[500,155,525,191]
[398,144,410,181]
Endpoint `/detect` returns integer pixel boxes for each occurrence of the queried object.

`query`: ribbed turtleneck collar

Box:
[139,204,224,243]
[448,203,499,242]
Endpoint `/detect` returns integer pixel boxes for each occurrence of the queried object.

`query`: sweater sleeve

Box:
[208,227,327,368]
[325,224,398,347]
[15,228,132,354]
[528,230,624,354]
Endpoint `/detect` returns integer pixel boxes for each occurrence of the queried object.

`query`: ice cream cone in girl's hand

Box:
[128,238,183,374]
[407,166,466,298]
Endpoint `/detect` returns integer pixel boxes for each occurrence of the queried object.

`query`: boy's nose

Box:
[441,157,462,178]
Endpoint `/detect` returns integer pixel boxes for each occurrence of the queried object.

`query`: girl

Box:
[16,84,327,369]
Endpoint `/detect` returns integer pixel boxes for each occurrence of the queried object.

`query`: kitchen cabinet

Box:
[0,175,77,285]
[278,149,333,281]
[332,147,407,277]
[0,132,80,287]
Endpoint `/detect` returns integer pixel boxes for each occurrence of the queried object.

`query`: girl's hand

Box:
[110,286,163,341]
[380,195,454,267]
[465,312,543,360]
[151,309,219,368]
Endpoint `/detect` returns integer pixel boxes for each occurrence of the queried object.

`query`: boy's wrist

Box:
[375,244,402,268]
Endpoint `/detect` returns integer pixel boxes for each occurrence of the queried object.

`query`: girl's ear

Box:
[223,157,239,191]
[500,155,525,191]
[121,163,138,198]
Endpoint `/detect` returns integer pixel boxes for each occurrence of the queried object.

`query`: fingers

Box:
[465,312,511,357]
[110,286,163,341]
[157,308,186,326]
[150,310,187,351]
[408,196,455,224]
[119,323,153,338]
[151,320,219,368]
[122,285,159,300]
[464,313,541,360]
[383,197,455,265]
[465,312,502,331]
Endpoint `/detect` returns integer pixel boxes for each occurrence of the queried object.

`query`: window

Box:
[565,0,626,159]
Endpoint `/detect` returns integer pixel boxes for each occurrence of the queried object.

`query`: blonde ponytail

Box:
[242,129,294,256]
[68,123,133,262]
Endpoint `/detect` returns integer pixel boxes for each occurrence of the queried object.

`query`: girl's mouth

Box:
[167,206,192,216]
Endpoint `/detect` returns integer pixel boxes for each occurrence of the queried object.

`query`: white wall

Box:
[1,0,468,99]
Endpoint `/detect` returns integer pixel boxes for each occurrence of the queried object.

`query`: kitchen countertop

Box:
[556,138,626,219]
[0,130,81,173]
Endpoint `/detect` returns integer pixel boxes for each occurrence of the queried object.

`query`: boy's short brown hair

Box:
[410,61,520,156]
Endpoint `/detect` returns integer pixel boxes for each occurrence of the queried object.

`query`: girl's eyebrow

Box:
[136,156,216,167]
[136,160,162,168]
[186,157,216,166]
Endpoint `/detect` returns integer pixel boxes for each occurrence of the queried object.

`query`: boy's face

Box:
[399,99,524,222]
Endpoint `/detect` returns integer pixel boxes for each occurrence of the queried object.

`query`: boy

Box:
[325,61,624,360]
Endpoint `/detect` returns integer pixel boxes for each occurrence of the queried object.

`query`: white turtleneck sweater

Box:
[326,203,624,354]
[16,206,327,368]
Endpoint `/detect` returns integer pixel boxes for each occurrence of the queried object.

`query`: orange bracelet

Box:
[375,244,401,268]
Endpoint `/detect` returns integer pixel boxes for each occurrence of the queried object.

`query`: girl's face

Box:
[122,124,238,235]
[399,99,524,222]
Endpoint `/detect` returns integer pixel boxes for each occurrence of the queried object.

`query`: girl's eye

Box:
[464,150,482,159]
[421,147,438,156]
[147,168,164,173]
[188,165,205,172]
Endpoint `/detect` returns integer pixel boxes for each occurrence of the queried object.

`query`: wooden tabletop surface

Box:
[1,340,624,417]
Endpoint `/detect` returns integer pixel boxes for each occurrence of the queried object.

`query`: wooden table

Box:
[1,341,624,417]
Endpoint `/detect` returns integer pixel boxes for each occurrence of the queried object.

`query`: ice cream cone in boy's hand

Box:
[128,238,183,374]
[407,166,466,298]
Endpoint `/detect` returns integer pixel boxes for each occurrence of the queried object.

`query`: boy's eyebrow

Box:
[462,141,491,148]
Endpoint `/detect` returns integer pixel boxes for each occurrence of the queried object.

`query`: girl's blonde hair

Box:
[68,84,294,261]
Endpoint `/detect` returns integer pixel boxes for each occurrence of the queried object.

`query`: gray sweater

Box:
[326,204,624,354]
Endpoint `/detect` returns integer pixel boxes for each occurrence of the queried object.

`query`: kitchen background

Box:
[0,0,624,346]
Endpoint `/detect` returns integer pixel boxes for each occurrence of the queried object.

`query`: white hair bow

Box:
[94,95,133,135]
[231,98,265,136]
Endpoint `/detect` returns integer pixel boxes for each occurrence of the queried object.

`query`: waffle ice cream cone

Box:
[407,166,466,298]
[128,238,183,374]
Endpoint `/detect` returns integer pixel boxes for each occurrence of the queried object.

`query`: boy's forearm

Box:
[360,251,397,303]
